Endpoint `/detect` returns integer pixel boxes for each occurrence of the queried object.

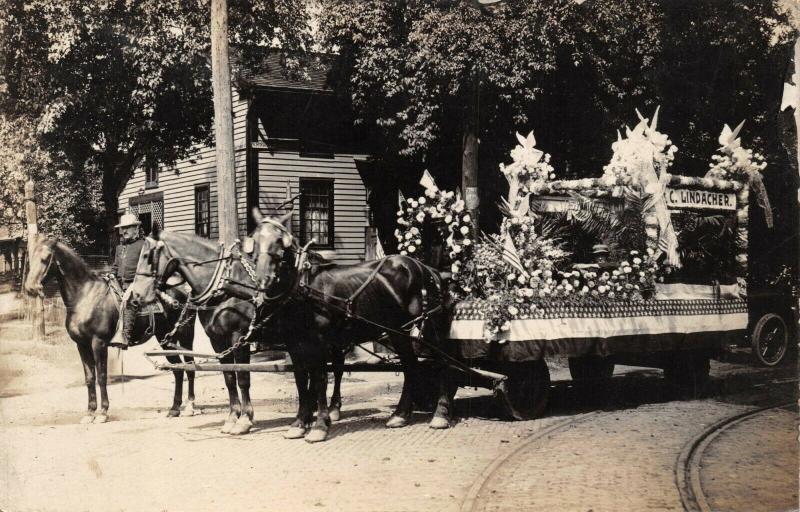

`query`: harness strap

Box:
[186,244,229,304]
[343,257,389,315]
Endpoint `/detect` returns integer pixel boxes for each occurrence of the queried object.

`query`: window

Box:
[299,179,334,248]
[129,196,163,236]
[195,185,211,238]
[145,166,159,189]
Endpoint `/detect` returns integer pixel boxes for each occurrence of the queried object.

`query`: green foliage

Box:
[672,211,737,283]
[318,0,663,164]
[0,115,97,247]
[0,0,311,243]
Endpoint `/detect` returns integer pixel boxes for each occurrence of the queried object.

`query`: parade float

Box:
[396,109,778,415]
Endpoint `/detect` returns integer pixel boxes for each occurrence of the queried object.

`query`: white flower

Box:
[501,321,511,331]
[508,306,519,316]
[507,274,516,281]
[633,257,642,265]
[444,214,453,224]
[623,266,632,273]
[462,214,471,223]
[416,212,425,223]
[410,227,419,235]
[451,263,460,274]
[415,239,422,245]
[407,245,416,253]
[400,250,408,256]
[452,245,462,253]
[518,275,527,284]
[463,238,472,246]
[410,200,418,208]
[419,197,426,205]
[405,232,412,240]
[460,226,469,235]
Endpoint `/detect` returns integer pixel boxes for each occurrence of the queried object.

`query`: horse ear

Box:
[278,211,292,228]
[252,207,264,224]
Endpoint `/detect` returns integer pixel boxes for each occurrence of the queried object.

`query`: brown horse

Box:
[250,208,455,443]
[125,228,350,437]
[22,238,197,423]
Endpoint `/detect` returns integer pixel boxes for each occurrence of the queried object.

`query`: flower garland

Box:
[394,187,474,276]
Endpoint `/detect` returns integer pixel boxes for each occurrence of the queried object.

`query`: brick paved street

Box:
[1,352,797,512]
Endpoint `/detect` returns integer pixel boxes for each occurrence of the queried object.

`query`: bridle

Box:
[255,218,313,304]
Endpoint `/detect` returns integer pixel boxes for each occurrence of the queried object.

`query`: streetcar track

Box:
[674,399,797,512]
[459,410,611,512]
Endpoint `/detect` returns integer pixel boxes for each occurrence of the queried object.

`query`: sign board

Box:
[665,187,736,211]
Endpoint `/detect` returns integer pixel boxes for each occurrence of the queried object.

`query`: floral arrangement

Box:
[706,122,767,182]
[481,248,661,340]
[499,131,556,198]
[601,107,678,187]
[394,179,473,275]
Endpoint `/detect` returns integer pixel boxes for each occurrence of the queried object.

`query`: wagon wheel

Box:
[664,352,710,394]
[502,360,550,420]
[751,313,789,367]
[568,356,615,382]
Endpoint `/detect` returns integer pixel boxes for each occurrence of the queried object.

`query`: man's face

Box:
[120,225,138,241]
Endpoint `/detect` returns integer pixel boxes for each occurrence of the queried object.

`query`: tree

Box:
[318,0,663,227]
[0,115,96,247]
[0,0,311,247]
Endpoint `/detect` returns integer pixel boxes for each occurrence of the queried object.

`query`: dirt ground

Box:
[0,308,797,512]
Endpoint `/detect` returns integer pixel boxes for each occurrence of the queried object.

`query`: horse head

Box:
[23,237,57,298]
[251,207,294,293]
[127,235,171,308]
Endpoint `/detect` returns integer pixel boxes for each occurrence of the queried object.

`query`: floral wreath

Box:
[395,172,473,275]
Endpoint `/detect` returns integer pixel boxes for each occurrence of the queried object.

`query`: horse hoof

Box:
[429,416,450,430]
[385,416,408,429]
[304,428,328,443]
[221,420,237,434]
[167,409,181,418]
[329,407,341,422]
[80,415,95,424]
[229,416,253,435]
[183,403,202,416]
[93,414,109,424]
[283,426,307,439]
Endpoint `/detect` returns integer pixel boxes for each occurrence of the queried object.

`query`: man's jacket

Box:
[111,238,145,287]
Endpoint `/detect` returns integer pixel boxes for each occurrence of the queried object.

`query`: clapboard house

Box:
[118,55,373,264]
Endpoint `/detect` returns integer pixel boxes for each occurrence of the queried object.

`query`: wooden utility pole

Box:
[24,180,45,341]
[210,0,238,246]
[462,72,481,233]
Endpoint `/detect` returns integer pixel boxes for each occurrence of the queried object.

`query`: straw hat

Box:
[114,213,141,229]
[592,244,610,255]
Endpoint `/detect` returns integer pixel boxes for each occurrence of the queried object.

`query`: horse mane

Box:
[51,240,97,281]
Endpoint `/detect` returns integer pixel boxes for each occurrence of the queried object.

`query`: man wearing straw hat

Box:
[109,212,145,349]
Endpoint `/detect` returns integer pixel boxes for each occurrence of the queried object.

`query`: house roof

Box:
[236,51,332,92]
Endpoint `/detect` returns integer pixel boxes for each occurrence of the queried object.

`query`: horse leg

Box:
[229,346,254,435]
[76,342,97,424]
[165,353,184,418]
[285,365,312,439]
[91,338,109,423]
[328,349,344,422]
[305,363,331,443]
[220,364,241,434]
[429,364,457,430]
[386,340,420,429]
[183,355,199,416]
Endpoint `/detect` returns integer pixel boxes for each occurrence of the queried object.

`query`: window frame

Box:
[144,166,159,189]
[299,178,335,249]
[194,184,211,238]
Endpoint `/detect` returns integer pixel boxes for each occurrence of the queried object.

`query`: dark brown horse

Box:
[125,227,350,437]
[250,208,455,443]
[22,238,197,423]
